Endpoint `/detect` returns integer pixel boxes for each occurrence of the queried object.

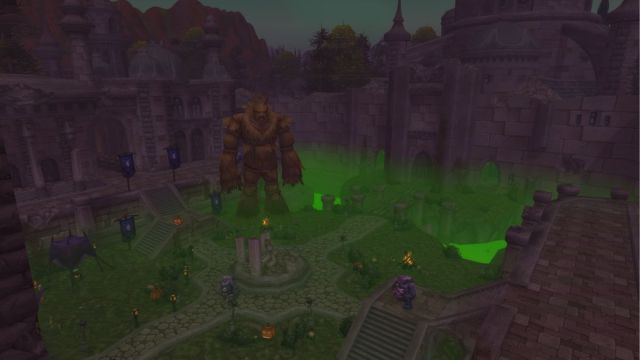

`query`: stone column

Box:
[321,194,335,212]
[72,196,95,233]
[60,0,93,82]
[235,237,246,263]
[70,149,87,191]
[248,238,261,276]
[21,123,45,190]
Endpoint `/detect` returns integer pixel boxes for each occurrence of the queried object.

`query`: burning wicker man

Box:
[219,94,303,216]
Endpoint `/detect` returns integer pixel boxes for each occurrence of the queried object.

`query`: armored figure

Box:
[219,94,303,216]
[392,275,417,310]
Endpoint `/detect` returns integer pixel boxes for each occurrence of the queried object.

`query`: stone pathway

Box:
[86,215,385,360]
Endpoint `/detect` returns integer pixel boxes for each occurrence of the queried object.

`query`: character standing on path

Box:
[392,275,417,310]
[219,94,303,217]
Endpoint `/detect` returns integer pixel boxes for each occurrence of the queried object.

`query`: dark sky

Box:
[127,0,622,51]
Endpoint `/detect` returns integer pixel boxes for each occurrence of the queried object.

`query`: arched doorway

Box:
[95,119,129,160]
[40,158,60,183]
[411,151,433,183]
[189,97,202,118]
[174,131,188,162]
[190,128,205,161]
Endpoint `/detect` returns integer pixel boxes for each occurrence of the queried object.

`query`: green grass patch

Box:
[328,223,498,300]
[28,232,206,360]
[448,240,507,264]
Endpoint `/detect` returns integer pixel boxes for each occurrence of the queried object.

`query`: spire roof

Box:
[384,0,411,42]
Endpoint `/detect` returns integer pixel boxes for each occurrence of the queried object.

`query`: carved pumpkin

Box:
[173,216,184,226]
[150,286,163,301]
[261,324,275,339]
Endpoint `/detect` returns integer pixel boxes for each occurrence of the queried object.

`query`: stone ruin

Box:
[232,229,309,291]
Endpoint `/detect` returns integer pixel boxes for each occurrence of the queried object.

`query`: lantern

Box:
[132,308,140,317]
[165,146,181,182]
[261,324,275,339]
[169,294,177,303]
[261,217,270,230]
[173,216,184,226]
[183,265,190,277]
[72,268,81,279]
[308,328,316,339]
[117,152,136,191]
[211,191,222,215]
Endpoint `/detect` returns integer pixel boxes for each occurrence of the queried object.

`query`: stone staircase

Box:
[141,186,186,217]
[347,306,418,360]
[134,218,177,257]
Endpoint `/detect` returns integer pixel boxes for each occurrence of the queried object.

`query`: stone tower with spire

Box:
[202,14,230,81]
[59,0,93,82]
[85,0,128,77]
[383,0,411,72]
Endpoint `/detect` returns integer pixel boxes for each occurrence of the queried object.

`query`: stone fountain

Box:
[232,225,309,293]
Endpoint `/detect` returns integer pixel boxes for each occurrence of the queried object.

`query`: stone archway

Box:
[95,118,129,163]
[40,158,60,183]
[190,128,205,161]
[174,131,188,162]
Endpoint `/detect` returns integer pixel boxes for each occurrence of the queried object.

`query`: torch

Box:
[132,308,140,327]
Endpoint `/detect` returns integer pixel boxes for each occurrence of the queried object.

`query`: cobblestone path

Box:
[87,215,385,360]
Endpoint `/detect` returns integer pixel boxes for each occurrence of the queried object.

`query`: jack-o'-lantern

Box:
[261,324,275,339]
[150,286,163,301]
[173,216,184,226]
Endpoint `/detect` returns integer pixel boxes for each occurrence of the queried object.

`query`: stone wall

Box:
[0,143,50,359]
[470,93,639,186]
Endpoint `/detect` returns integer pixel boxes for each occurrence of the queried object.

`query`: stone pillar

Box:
[60,0,93,82]
[413,192,425,225]
[235,237,246,263]
[21,123,45,190]
[72,196,95,233]
[438,201,456,241]
[350,194,365,212]
[393,202,408,228]
[321,194,335,212]
[248,238,261,276]
[259,230,270,252]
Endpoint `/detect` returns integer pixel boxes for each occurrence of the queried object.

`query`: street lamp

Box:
[132,308,140,327]
[169,294,177,312]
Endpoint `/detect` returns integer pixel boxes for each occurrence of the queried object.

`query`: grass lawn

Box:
[154,314,345,360]
[28,230,206,360]
[328,222,498,300]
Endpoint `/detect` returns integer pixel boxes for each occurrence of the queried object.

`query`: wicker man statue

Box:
[219,95,303,216]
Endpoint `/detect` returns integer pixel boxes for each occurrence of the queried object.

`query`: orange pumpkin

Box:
[261,324,275,339]
[150,286,163,301]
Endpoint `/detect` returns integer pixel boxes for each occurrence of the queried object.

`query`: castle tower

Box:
[602,0,639,95]
[202,14,230,80]
[59,0,93,82]
[383,0,411,71]
[85,0,129,77]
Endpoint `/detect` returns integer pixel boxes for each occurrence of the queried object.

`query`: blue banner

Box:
[118,216,136,240]
[165,147,181,169]
[211,192,222,214]
[118,153,136,178]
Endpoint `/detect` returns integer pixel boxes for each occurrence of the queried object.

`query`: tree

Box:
[412,26,438,43]
[304,24,371,92]
[597,0,609,17]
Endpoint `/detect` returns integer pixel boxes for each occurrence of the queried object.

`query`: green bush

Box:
[339,315,354,337]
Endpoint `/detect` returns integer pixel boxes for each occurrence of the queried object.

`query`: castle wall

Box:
[469,93,639,186]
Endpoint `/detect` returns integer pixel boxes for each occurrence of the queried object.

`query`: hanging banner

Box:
[165,147,181,170]
[118,153,136,178]
[118,215,136,240]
